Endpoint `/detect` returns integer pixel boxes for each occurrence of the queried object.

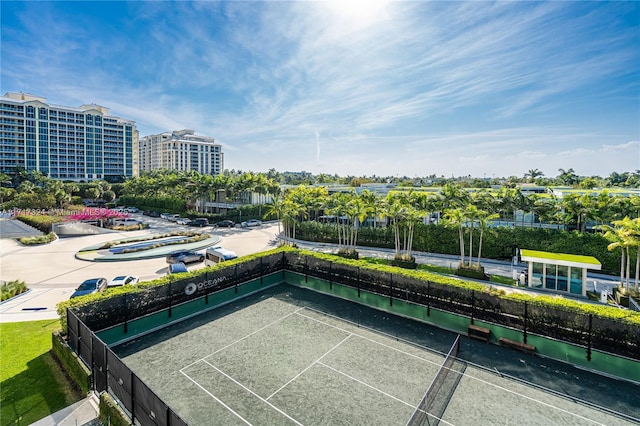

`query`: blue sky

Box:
[1,1,638,179]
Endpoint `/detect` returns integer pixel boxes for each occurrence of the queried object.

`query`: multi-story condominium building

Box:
[0,92,138,181]
[139,129,223,175]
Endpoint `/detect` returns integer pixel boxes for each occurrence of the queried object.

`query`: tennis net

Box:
[406,334,464,426]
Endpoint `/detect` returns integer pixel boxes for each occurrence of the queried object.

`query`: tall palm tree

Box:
[263,192,284,236]
[465,205,479,267]
[476,210,500,268]
[598,220,633,291]
[383,194,409,259]
[444,208,466,266]
[359,189,380,228]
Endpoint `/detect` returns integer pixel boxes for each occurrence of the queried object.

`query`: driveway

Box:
[0,221,280,323]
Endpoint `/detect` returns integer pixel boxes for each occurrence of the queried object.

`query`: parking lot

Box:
[0,215,280,322]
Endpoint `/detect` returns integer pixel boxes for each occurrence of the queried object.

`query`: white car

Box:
[107,275,139,287]
[241,219,262,227]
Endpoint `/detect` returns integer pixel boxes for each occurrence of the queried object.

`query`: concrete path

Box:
[31,392,99,426]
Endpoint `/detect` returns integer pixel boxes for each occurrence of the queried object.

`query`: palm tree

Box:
[444,208,466,266]
[524,169,544,183]
[383,194,409,259]
[476,210,500,268]
[263,192,284,236]
[359,189,380,228]
[598,220,633,291]
[465,205,479,267]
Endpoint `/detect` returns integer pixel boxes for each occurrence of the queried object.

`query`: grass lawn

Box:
[0,320,82,425]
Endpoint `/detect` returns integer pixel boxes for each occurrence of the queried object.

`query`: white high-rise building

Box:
[0,92,138,181]
[139,129,223,175]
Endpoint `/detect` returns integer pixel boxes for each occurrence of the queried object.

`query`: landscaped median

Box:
[74,230,220,261]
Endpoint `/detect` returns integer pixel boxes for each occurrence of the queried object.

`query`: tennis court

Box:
[112,285,636,425]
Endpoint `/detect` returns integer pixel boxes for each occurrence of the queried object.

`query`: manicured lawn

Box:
[0,320,81,425]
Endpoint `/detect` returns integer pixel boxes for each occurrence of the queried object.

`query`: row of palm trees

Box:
[122,170,280,212]
[267,184,640,278]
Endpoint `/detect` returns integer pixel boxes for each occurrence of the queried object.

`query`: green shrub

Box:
[99,392,131,426]
[456,265,489,281]
[16,214,65,233]
[1,279,28,301]
[51,331,91,395]
[18,232,57,245]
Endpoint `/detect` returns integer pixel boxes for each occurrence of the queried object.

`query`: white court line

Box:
[297,308,607,425]
[317,361,455,426]
[180,368,252,426]
[295,310,442,367]
[460,370,607,425]
[180,306,306,372]
[267,333,353,400]
[202,360,304,426]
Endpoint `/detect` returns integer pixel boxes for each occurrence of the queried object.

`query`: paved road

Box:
[0,217,280,323]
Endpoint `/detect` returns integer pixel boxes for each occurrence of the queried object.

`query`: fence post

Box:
[427,281,431,317]
[389,273,393,306]
[329,262,332,290]
[471,290,475,324]
[168,279,172,318]
[523,301,528,344]
[260,257,264,286]
[235,264,238,293]
[357,267,361,298]
[131,371,135,424]
[305,256,308,283]
[587,314,592,361]
[124,293,128,334]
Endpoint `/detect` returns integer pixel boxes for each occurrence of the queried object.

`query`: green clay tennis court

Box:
[112,285,635,425]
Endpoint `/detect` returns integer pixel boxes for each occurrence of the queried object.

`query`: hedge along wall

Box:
[282,251,639,362]
[283,270,640,383]
[66,253,285,334]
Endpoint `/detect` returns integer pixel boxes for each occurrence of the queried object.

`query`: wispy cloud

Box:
[1,1,637,177]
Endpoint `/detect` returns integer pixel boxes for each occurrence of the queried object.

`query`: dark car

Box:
[217,220,235,227]
[70,278,107,298]
[166,250,204,264]
[187,218,209,227]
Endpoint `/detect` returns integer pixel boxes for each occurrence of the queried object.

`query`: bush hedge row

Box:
[51,331,91,395]
[294,222,626,275]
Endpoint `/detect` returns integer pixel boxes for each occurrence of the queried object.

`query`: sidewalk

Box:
[31,392,99,426]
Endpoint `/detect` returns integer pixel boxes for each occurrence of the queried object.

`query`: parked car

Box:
[112,218,142,226]
[176,217,191,225]
[168,214,181,222]
[107,275,139,287]
[160,212,173,220]
[143,210,160,217]
[70,278,107,298]
[241,219,262,227]
[166,250,204,264]
[126,207,139,213]
[187,218,209,227]
[217,220,235,228]
[167,262,189,275]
